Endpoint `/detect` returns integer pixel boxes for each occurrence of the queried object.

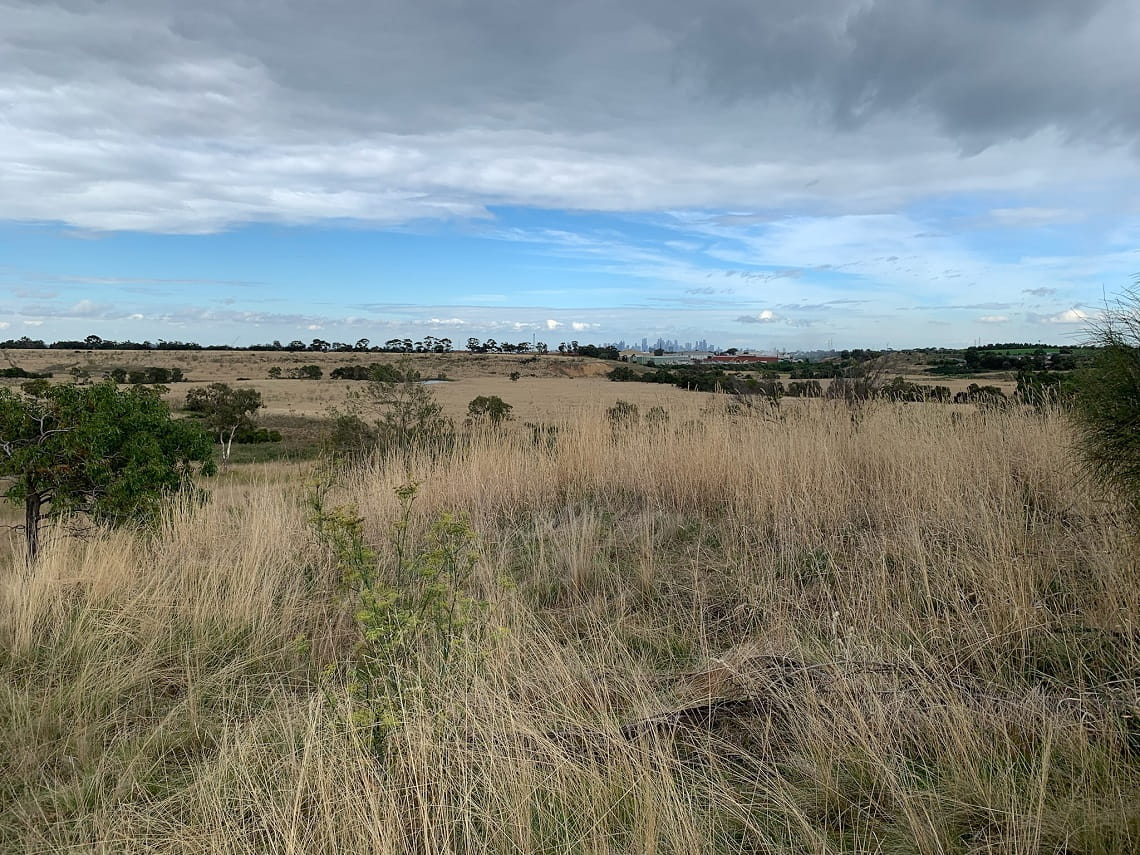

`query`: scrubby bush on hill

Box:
[109,365,185,384]
[466,395,513,426]
[1073,287,1140,517]
[339,358,453,461]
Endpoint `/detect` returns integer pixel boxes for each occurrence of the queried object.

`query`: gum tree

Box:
[184,383,263,470]
[0,380,215,560]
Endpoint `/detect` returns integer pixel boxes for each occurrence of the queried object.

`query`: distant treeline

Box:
[610,363,1078,407]
[0,334,625,357]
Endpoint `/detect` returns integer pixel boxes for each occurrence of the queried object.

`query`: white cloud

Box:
[978,315,1009,323]
[737,310,780,324]
[545,319,563,330]
[570,321,598,332]
[0,322,10,329]
[2,2,1138,234]
[23,320,43,326]
[1036,307,1090,324]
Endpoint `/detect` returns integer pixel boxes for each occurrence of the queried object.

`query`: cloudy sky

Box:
[2,0,1138,349]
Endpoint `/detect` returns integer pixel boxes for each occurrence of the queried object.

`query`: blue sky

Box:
[3,1,1138,350]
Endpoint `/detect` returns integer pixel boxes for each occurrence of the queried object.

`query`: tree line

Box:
[0,334,621,357]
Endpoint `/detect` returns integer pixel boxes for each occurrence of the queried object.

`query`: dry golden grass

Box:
[0,348,1014,421]
[1,398,1137,853]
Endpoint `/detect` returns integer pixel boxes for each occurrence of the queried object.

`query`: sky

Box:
[2,0,1139,350]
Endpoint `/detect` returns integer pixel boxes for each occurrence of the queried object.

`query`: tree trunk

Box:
[24,491,41,562]
[220,427,236,472]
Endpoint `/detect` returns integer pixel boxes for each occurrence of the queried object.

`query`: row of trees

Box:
[4,334,624,357]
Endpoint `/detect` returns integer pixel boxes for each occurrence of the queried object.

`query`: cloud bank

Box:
[3,0,1139,233]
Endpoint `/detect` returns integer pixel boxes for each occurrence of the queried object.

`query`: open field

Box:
[0,350,1018,424]
[0,349,712,422]
[1,390,1137,853]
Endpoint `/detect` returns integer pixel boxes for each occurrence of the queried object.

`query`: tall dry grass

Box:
[1,400,1137,853]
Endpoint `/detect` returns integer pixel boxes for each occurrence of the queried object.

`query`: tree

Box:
[466,395,513,426]
[184,383,263,470]
[347,359,453,459]
[1073,286,1140,517]
[291,364,323,380]
[0,380,214,560]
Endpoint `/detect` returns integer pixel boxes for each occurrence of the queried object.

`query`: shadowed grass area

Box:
[1,401,1137,853]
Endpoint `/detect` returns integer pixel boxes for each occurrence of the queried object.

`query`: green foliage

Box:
[607,364,639,382]
[0,366,50,380]
[291,364,323,380]
[509,371,521,382]
[879,377,952,402]
[827,360,890,403]
[324,412,379,464]
[233,426,282,444]
[267,366,282,379]
[953,383,1008,407]
[0,380,214,558]
[1072,288,1140,516]
[110,365,184,384]
[310,482,488,756]
[726,376,784,400]
[343,358,453,461]
[786,379,823,398]
[184,383,264,468]
[1016,369,1077,410]
[466,395,513,426]
[330,363,401,381]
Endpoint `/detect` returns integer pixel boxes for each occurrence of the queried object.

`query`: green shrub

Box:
[324,412,379,463]
[1073,287,1140,515]
[342,358,453,460]
[292,364,323,380]
[466,395,513,426]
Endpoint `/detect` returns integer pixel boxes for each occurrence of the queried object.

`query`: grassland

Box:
[1,357,1137,853]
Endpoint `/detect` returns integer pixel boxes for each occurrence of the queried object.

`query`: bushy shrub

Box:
[330,363,401,382]
[324,413,379,463]
[466,395,513,426]
[0,366,50,380]
[1072,287,1140,515]
[340,358,453,461]
[606,400,640,426]
[292,364,323,380]
[786,379,823,398]
[110,366,184,384]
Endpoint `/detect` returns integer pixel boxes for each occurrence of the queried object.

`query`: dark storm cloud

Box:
[674,0,1137,147]
[2,1,1138,231]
